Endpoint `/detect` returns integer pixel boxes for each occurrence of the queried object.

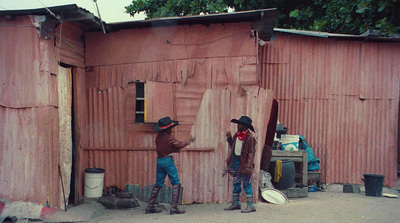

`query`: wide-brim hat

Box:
[261,188,288,205]
[231,116,255,132]
[153,116,179,132]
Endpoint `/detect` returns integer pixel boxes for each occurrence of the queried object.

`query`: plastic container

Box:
[280,135,300,151]
[276,124,288,138]
[362,174,384,197]
[85,168,105,198]
[268,160,295,189]
[308,186,317,192]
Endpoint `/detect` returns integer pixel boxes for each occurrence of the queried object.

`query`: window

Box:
[134,81,174,124]
[135,82,145,123]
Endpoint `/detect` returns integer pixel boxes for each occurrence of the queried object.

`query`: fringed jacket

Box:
[226,132,257,175]
[155,132,190,157]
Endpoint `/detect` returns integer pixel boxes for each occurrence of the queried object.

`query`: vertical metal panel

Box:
[1,106,61,205]
[0,18,44,107]
[145,81,174,122]
[80,22,277,203]
[85,23,256,66]
[73,67,88,200]
[83,86,274,203]
[0,16,62,207]
[55,22,85,68]
[0,16,86,207]
[259,33,399,187]
[81,58,276,203]
[179,89,232,203]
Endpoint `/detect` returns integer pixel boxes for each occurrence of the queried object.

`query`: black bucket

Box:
[362,174,384,197]
[268,160,295,189]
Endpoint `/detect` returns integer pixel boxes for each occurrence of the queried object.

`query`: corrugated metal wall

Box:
[259,33,400,187]
[72,67,88,200]
[0,15,86,207]
[81,59,273,203]
[0,16,61,206]
[81,23,275,203]
[55,22,85,68]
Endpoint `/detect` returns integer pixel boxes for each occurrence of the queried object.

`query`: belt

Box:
[158,155,173,159]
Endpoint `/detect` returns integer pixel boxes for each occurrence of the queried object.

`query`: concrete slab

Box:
[43,200,105,222]
[0,201,42,220]
[279,187,308,198]
[97,197,139,209]
[343,184,361,193]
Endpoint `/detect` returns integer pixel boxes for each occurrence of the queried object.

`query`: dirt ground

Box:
[45,184,400,223]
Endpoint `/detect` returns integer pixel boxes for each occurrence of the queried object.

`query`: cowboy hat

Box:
[261,188,288,205]
[153,116,179,132]
[231,116,255,132]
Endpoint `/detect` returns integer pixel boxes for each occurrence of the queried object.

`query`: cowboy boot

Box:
[224,193,241,211]
[145,185,163,214]
[241,195,256,213]
[170,184,185,215]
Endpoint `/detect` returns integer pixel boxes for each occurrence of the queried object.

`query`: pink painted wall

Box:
[260,33,400,187]
[85,23,256,65]
[82,23,274,203]
[0,16,60,207]
[0,15,87,207]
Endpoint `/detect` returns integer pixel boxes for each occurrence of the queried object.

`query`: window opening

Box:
[135,82,145,123]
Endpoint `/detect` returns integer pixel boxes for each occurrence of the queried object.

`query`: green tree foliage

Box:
[125,0,400,36]
[286,0,400,36]
[125,0,228,18]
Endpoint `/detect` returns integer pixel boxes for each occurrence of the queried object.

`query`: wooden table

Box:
[271,150,308,186]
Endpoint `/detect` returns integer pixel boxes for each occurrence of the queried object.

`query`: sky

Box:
[0,0,146,23]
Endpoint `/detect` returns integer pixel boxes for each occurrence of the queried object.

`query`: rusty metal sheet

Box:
[72,67,89,200]
[55,22,85,68]
[82,87,274,204]
[0,16,62,207]
[79,22,272,203]
[0,106,61,206]
[259,33,399,187]
[85,23,257,66]
[0,17,42,108]
[145,81,174,122]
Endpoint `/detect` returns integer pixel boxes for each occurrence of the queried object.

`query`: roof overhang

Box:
[109,9,277,40]
[274,28,400,42]
[0,4,104,32]
[0,5,277,41]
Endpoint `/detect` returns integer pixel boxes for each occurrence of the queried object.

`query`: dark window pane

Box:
[136,100,144,112]
[135,114,144,123]
[135,82,145,123]
[136,82,144,98]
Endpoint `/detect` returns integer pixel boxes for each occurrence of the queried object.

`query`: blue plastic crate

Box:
[308,186,317,192]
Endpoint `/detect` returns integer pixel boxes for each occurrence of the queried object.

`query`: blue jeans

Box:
[232,155,253,195]
[155,157,181,187]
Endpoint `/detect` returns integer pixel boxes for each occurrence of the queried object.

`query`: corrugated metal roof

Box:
[0,4,104,31]
[274,28,400,42]
[0,5,277,40]
[109,7,276,41]
[110,9,276,39]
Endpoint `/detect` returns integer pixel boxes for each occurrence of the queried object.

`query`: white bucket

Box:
[281,135,300,151]
[84,168,105,198]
